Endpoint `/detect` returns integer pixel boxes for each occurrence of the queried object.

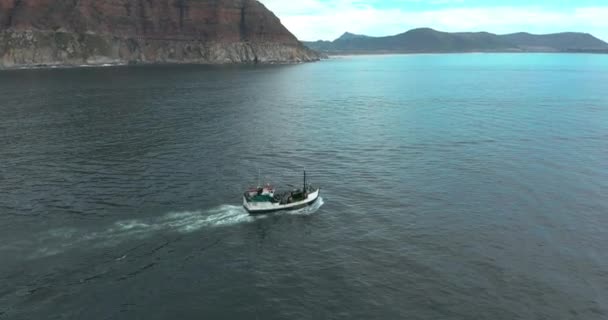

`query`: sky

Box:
[259,0,608,42]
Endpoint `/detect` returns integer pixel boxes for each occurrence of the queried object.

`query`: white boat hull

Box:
[243,189,320,214]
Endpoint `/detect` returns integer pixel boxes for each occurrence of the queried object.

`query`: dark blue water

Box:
[1,54,607,319]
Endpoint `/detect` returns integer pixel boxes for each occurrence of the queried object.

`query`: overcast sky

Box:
[259,0,608,42]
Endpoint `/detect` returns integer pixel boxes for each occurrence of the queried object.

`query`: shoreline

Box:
[3,51,606,70]
[0,59,319,72]
[323,51,608,57]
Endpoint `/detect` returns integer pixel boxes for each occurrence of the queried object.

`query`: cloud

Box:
[259,1,608,41]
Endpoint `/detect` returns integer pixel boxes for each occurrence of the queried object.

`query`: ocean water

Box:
[1,54,607,319]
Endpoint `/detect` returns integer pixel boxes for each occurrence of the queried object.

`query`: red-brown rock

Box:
[0,0,320,67]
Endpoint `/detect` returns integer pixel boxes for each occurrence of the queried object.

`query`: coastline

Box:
[0,58,320,71]
[4,51,606,71]
[322,51,608,58]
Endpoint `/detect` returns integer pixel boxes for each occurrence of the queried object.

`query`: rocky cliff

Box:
[0,0,320,68]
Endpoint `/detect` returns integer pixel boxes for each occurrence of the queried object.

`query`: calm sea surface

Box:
[1,54,607,319]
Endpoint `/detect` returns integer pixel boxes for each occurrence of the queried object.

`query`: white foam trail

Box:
[288,197,325,216]
[19,205,248,259]
[160,205,254,233]
[17,198,324,259]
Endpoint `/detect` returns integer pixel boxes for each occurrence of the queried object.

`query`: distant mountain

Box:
[501,32,608,51]
[336,32,371,41]
[303,28,608,54]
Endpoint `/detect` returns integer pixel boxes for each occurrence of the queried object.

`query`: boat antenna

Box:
[303,170,307,191]
[257,168,261,187]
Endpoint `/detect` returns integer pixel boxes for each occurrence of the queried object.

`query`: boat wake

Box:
[160,205,255,233]
[10,198,324,260]
[286,196,325,216]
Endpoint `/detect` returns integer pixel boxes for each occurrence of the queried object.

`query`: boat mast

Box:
[303,170,307,192]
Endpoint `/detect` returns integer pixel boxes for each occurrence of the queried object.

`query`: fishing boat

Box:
[243,171,320,215]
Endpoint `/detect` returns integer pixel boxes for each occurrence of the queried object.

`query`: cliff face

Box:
[0,0,320,68]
